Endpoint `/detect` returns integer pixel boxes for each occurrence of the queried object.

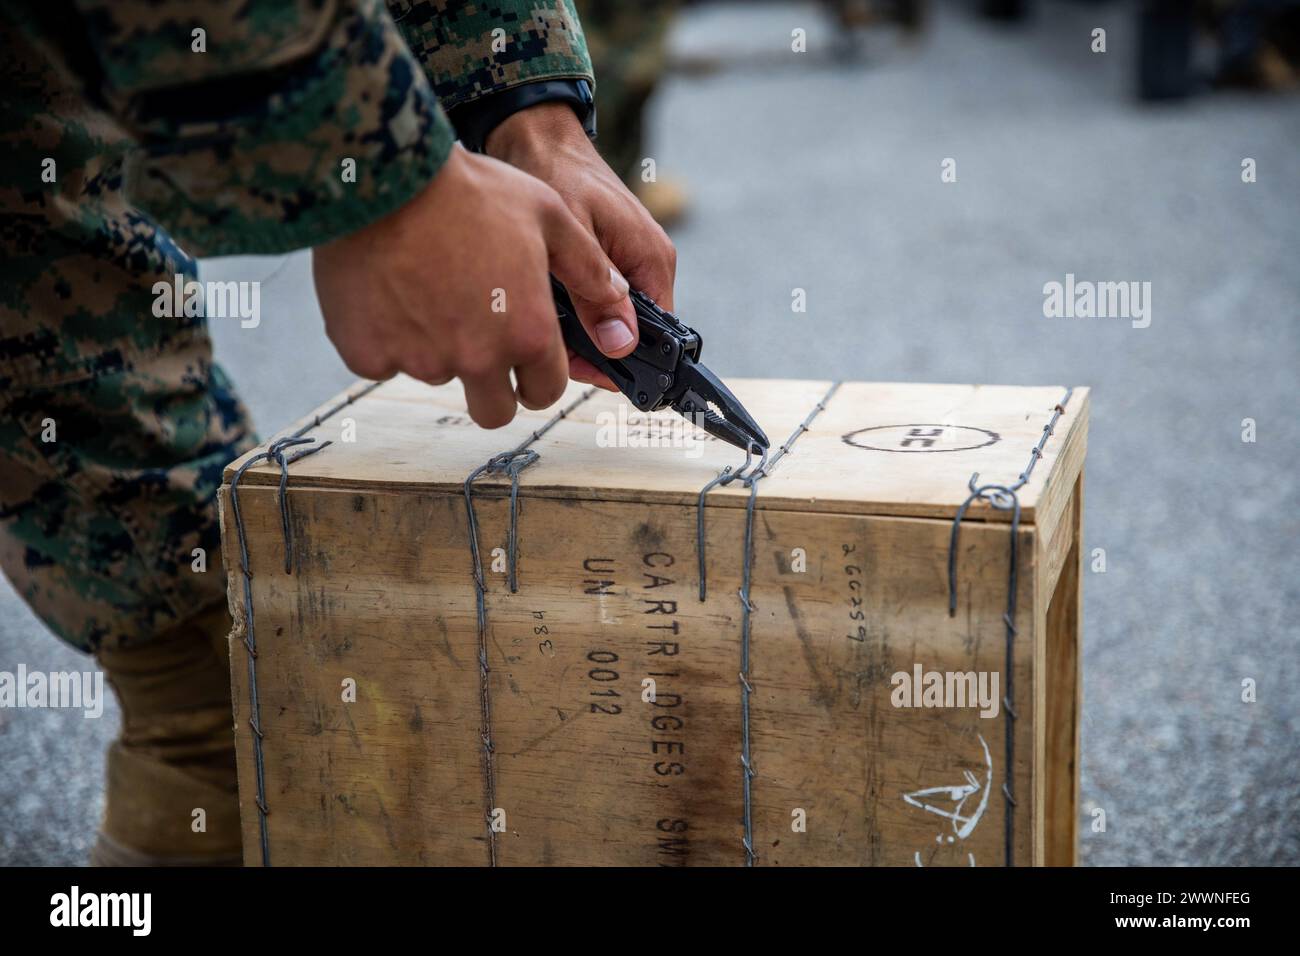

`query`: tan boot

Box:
[632,177,689,229]
[91,602,242,866]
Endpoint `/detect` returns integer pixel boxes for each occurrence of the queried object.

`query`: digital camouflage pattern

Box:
[70,0,455,257]
[0,7,256,653]
[0,0,593,652]
[392,0,592,111]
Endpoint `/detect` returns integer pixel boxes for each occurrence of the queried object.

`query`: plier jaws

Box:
[671,356,769,454]
[553,278,768,455]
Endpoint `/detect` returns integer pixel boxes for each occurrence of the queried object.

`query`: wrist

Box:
[486,101,592,164]
[448,77,594,155]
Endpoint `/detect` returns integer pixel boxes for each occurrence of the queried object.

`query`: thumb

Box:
[543,200,637,357]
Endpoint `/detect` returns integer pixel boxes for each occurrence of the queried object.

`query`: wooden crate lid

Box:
[225,376,1089,522]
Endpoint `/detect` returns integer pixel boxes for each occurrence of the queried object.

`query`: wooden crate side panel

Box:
[223,485,486,865]
[486,499,1038,867]
[222,486,1042,866]
[1034,396,1089,595]
[485,496,747,866]
[218,486,265,866]
[1042,473,1083,866]
[746,510,1037,867]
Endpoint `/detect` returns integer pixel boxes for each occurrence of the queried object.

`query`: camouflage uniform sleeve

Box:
[75,0,457,257]
[387,1,593,111]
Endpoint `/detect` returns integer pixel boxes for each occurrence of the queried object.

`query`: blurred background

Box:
[3,0,1298,865]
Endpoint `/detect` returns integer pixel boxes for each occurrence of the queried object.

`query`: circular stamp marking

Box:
[842,424,1001,453]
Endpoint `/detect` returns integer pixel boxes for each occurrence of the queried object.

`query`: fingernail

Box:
[609,266,629,297]
[595,318,633,353]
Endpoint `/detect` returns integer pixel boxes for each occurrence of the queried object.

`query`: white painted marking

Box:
[901,734,993,840]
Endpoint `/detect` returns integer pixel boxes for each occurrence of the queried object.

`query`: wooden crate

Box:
[218,377,1088,867]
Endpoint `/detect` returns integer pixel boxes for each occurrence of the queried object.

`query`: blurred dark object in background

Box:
[581,0,927,225]
[828,0,926,30]
[1139,0,1300,100]
[1137,0,1197,98]
[963,0,1300,98]
[579,0,689,225]
[591,0,1300,174]
[1213,0,1300,88]
[579,0,680,184]
[828,0,926,59]
[982,0,1031,20]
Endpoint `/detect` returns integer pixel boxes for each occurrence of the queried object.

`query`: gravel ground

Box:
[2,0,1297,866]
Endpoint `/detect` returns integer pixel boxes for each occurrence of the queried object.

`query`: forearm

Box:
[484,100,592,166]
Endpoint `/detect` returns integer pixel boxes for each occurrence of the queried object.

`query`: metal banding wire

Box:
[462,388,596,866]
[227,383,380,866]
[946,387,1074,868]
[695,381,842,866]
[695,445,754,600]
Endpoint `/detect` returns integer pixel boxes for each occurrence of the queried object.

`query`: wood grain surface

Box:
[219,377,1087,866]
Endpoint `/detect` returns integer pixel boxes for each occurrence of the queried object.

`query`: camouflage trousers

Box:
[0,29,257,655]
[577,0,681,183]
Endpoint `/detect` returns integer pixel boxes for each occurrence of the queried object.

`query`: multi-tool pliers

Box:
[553,278,769,455]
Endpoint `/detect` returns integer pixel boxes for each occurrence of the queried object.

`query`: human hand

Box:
[486,101,677,390]
[311,145,636,427]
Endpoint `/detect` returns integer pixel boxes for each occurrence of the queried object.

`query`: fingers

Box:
[617,222,678,314]
[513,321,569,410]
[461,372,518,429]
[568,287,638,362]
[465,264,572,422]
[542,195,629,307]
[542,198,638,358]
[567,351,619,392]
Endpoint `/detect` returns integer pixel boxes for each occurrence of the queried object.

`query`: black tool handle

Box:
[551,277,696,411]
[551,277,618,384]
